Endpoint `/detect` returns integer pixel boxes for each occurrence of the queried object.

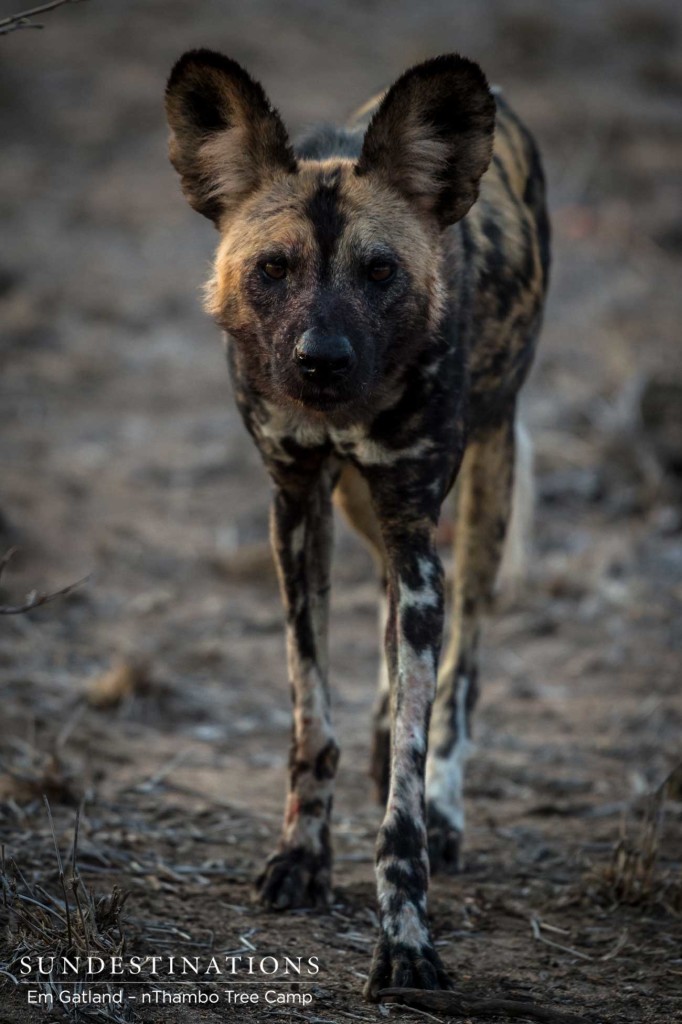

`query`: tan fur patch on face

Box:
[205,172,317,326]
[205,159,445,331]
[338,168,444,322]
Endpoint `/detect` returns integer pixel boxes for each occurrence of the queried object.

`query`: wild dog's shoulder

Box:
[489,95,546,206]
[452,94,550,427]
[465,94,550,290]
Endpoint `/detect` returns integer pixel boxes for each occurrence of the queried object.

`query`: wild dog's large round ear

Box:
[356,55,496,228]
[165,49,297,225]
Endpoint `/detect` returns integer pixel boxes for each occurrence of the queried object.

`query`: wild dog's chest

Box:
[229,326,467,491]
[252,401,439,471]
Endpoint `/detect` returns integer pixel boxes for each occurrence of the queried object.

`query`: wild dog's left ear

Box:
[356,55,496,227]
[165,49,296,225]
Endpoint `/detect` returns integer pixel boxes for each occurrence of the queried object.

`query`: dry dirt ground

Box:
[1,2,681,1023]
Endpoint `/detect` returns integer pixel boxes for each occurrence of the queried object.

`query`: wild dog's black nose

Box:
[295,330,355,380]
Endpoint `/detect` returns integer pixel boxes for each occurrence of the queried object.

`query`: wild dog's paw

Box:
[370,723,391,806]
[426,802,463,874]
[363,935,451,1002]
[254,846,331,911]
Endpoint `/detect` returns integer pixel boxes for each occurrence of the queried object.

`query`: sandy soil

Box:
[1,2,681,1022]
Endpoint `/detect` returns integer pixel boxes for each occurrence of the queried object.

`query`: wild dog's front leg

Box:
[255,473,338,911]
[365,525,451,1000]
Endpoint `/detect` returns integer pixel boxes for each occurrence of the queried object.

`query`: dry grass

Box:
[0,802,137,1022]
[586,764,682,913]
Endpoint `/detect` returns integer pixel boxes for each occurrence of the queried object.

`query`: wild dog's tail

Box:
[499,414,535,592]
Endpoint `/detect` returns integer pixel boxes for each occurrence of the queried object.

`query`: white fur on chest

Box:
[259,401,435,467]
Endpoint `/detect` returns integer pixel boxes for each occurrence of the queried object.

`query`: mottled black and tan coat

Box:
[165,49,550,1000]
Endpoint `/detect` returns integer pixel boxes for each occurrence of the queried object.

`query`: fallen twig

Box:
[0,547,88,614]
[530,915,594,961]
[133,746,196,794]
[0,0,85,36]
[388,1001,444,1023]
[379,987,591,1024]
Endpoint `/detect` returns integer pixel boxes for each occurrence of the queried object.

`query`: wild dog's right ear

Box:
[165,49,296,225]
[357,55,496,227]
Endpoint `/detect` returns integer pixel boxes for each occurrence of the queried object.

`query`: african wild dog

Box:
[165,50,549,999]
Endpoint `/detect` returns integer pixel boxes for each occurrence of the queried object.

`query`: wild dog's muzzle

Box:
[294,329,357,386]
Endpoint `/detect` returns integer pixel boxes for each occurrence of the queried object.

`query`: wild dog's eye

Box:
[261,260,287,281]
[367,261,395,283]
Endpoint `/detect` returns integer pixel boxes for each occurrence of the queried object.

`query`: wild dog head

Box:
[165,51,495,419]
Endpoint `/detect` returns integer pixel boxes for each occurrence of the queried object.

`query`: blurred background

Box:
[0,2,681,1019]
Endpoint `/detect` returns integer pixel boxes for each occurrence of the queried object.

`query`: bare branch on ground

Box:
[0,0,86,37]
[0,547,88,615]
